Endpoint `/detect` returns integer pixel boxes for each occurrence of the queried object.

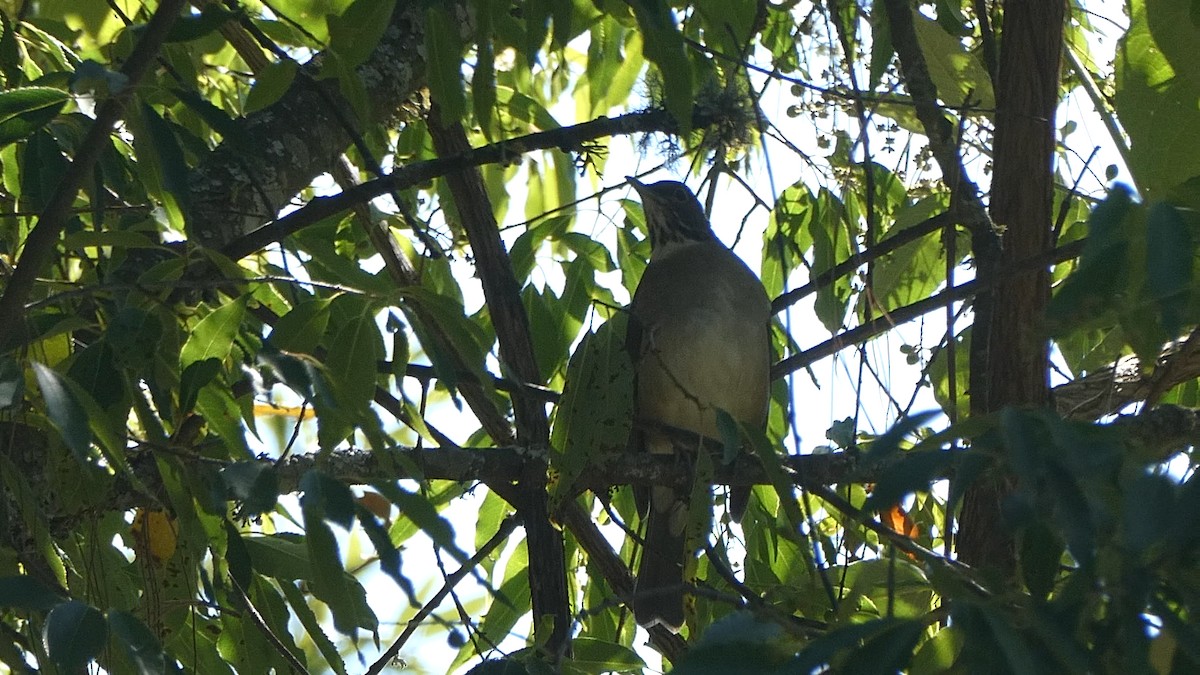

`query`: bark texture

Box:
[959,0,1066,576]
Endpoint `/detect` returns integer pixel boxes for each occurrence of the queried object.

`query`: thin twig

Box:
[366,516,520,675]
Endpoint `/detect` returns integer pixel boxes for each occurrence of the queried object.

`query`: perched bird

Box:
[626,177,772,631]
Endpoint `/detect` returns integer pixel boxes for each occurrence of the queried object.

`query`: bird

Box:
[625,176,772,632]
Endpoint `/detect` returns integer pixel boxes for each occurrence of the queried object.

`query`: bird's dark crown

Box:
[629,179,714,249]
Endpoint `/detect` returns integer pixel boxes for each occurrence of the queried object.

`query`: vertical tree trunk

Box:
[959,0,1066,576]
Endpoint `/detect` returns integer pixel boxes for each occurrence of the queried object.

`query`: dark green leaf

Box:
[0,13,20,86]
[862,410,938,462]
[278,580,348,675]
[0,356,23,409]
[1019,521,1061,601]
[179,357,221,415]
[31,361,92,461]
[862,447,956,513]
[21,129,67,211]
[108,609,174,675]
[786,618,905,673]
[549,315,634,513]
[225,521,253,591]
[135,4,237,43]
[0,575,64,611]
[300,470,356,530]
[43,601,107,672]
[324,309,381,415]
[840,619,924,675]
[1121,470,1174,554]
[244,534,311,581]
[1145,201,1193,334]
[301,501,358,636]
[389,485,470,565]
[356,503,415,604]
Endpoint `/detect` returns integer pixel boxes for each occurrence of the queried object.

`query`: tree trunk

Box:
[959,0,1066,577]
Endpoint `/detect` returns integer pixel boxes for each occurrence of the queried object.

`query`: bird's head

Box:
[627,177,715,250]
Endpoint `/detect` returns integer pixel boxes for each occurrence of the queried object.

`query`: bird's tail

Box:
[634,487,687,632]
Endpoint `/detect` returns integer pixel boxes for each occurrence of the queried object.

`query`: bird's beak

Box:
[626,176,647,195]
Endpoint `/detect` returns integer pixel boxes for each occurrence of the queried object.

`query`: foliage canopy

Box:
[1,0,1200,673]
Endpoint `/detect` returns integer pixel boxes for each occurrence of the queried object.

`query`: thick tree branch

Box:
[187,1,458,248]
[427,109,569,656]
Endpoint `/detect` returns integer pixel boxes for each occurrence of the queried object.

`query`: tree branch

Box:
[427,108,569,656]
[220,107,692,261]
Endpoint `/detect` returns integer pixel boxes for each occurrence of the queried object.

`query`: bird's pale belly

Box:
[638,313,769,439]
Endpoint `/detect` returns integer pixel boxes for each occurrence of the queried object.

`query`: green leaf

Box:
[107,609,174,675]
[31,361,92,461]
[868,0,894,90]
[0,575,64,611]
[1115,0,1200,198]
[278,580,347,675]
[457,564,531,669]
[140,102,191,217]
[328,0,396,69]
[909,625,963,673]
[549,315,634,513]
[21,129,67,212]
[245,60,298,113]
[426,5,467,121]
[0,86,68,147]
[43,601,107,672]
[270,297,333,355]
[909,9,994,108]
[244,534,311,581]
[324,309,381,415]
[301,500,356,636]
[220,461,280,516]
[626,0,693,132]
[180,296,248,369]
[569,637,645,672]
[810,189,853,331]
